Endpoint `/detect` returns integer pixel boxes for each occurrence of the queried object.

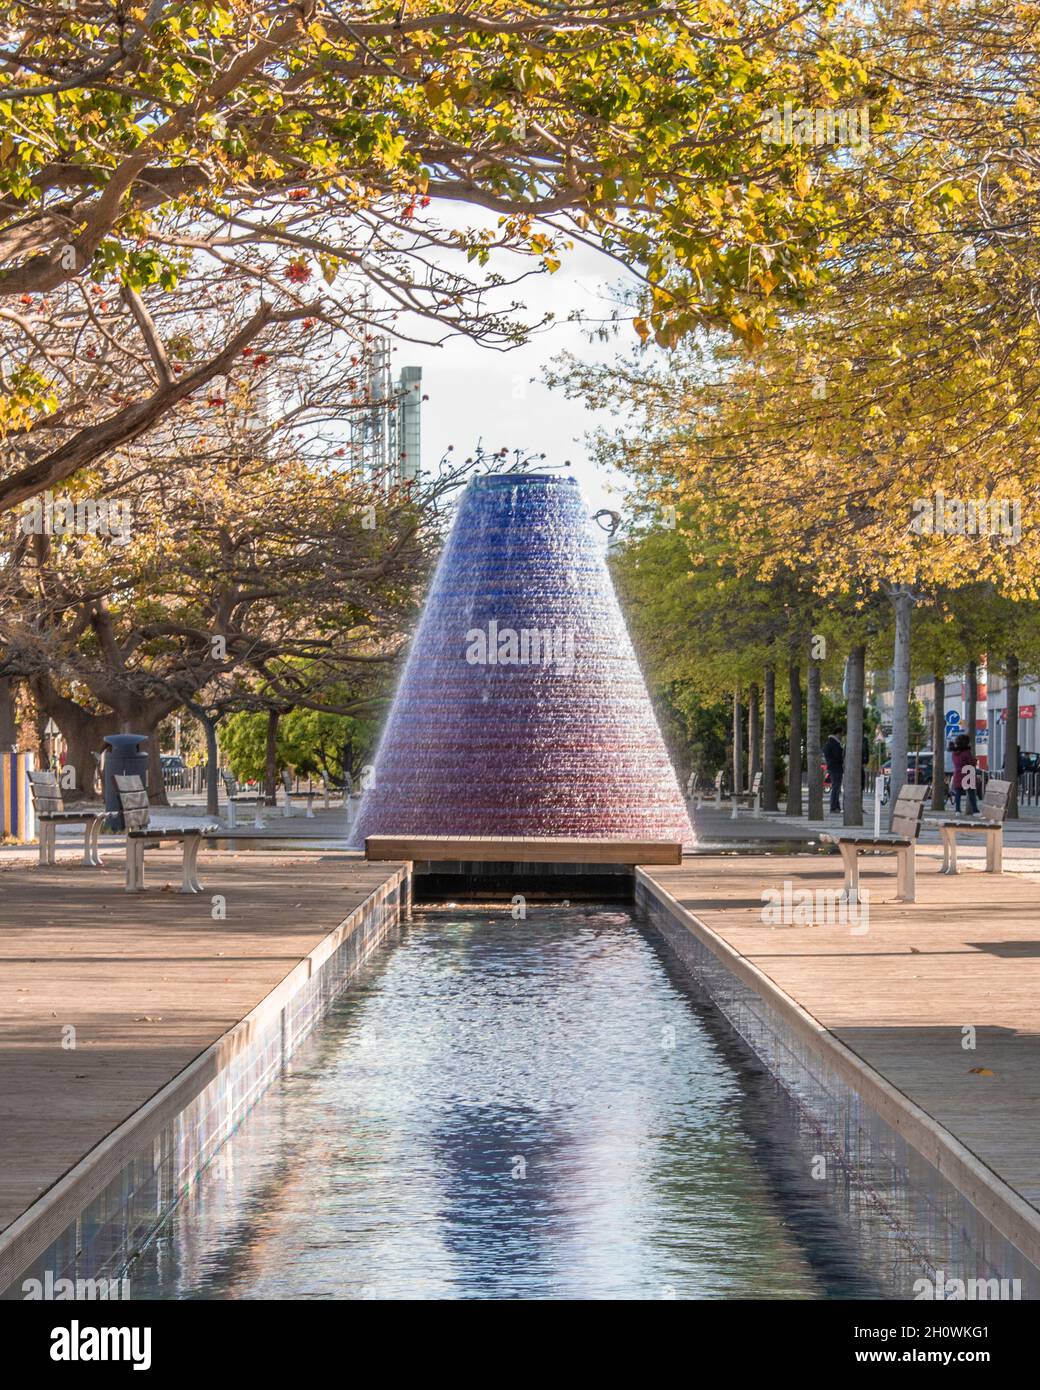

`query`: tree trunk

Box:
[29,679,119,803]
[264,708,280,805]
[843,644,866,826]
[786,657,803,817]
[203,714,220,817]
[732,687,743,800]
[0,677,17,749]
[1005,652,1020,819]
[747,682,761,784]
[762,666,778,812]
[54,709,117,803]
[806,655,823,820]
[966,659,978,756]
[186,702,221,816]
[889,587,913,806]
[140,717,169,806]
[932,671,946,811]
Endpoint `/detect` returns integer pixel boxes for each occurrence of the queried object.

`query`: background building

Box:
[349,338,423,483]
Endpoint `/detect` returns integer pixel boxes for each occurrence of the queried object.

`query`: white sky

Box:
[388,220,643,519]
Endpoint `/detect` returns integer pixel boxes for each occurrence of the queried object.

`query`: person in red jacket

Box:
[951,733,979,815]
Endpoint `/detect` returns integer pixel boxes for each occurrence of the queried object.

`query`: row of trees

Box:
[552,0,1040,820]
[1,1,871,808]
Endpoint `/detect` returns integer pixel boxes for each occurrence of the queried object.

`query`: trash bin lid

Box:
[103,734,149,752]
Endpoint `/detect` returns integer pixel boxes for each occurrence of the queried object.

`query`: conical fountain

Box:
[351,472,694,845]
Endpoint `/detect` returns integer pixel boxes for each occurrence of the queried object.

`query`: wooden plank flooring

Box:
[643,855,1040,1212]
[0,851,401,1235]
[365,834,682,864]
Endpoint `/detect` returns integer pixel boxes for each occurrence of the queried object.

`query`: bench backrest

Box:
[750,771,763,794]
[220,769,239,796]
[980,777,1012,824]
[890,782,929,838]
[714,770,725,790]
[115,774,151,831]
[27,769,64,815]
[281,768,293,792]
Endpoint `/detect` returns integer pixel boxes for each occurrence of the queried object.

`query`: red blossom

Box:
[285,259,312,284]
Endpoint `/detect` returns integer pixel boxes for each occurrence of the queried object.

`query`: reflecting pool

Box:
[128,907,884,1300]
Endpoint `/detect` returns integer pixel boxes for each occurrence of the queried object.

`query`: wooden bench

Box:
[364,836,683,865]
[711,769,725,807]
[936,777,1012,875]
[27,770,107,867]
[820,783,929,903]
[728,770,763,819]
[280,768,317,819]
[220,770,265,829]
[116,775,219,893]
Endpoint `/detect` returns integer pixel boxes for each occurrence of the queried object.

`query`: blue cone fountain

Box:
[351,472,694,844]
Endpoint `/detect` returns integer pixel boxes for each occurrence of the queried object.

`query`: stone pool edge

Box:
[636,868,1040,1294]
[0,864,410,1297]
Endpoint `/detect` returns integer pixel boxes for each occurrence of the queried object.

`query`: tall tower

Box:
[351,472,694,844]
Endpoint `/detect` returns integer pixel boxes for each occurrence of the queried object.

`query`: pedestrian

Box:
[823,730,844,813]
[951,733,979,815]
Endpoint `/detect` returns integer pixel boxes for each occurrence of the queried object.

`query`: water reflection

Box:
[129,907,883,1300]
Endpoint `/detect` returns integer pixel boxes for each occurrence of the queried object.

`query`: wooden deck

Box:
[365,834,682,864]
[641,854,1040,1229]
[0,851,402,1239]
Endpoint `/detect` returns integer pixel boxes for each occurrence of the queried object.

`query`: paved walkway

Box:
[642,853,1040,1254]
[0,852,398,1239]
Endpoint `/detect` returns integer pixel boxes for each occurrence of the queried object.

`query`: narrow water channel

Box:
[129,906,884,1300]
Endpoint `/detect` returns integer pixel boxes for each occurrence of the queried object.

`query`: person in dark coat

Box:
[951,733,979,815]
[823,732,844,813]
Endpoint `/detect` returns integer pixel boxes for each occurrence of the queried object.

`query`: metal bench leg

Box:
[752,793,761,819]
[838,843,860,903]
[940,826,957,874]
[253,797,265,829]
[125,840,144,893]
[986,829,1002,873]
[282,791,293,819]
[896,847,916,903]
[226,799,237,830]
[84,817,103,868]
[180,837,203,894]
[730,796,739,820]
[38,821,53,866]
[305,791,315,819]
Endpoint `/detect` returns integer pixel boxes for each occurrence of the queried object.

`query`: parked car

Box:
[160,754,189,789]
[880,751,947,803]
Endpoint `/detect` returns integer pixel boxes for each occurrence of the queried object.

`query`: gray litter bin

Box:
[103,734,149,830]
